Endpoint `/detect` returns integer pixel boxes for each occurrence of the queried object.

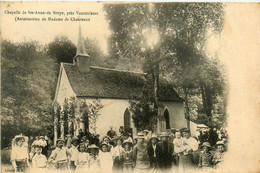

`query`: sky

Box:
[1,1,111,54]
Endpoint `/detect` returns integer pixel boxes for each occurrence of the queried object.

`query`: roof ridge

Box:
[90,66,147,75]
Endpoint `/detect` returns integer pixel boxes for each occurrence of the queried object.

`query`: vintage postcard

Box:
[1,1,259,173]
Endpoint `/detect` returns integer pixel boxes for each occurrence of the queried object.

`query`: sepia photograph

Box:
[1,1,259,173]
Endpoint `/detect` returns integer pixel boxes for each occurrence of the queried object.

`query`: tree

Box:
[104,3,226,128]
[1,40,58,148]
[47,36,77,63]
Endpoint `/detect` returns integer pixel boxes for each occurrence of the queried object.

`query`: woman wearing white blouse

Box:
[11,134,30,172]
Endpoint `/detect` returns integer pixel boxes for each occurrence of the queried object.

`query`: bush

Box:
[1,149,11,164]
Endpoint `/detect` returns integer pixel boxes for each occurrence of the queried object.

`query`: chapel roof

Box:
[62,63,183,101]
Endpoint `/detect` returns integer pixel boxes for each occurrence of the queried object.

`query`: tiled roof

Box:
[62,63,183,101]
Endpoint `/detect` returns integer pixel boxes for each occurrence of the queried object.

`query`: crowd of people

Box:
[10,126,227,173]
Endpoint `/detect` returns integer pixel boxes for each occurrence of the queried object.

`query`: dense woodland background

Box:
[1,3,227,149]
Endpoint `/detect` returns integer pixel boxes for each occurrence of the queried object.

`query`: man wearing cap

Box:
[156,132,174,170]
[178,129,198,171]
[147,134,159,169]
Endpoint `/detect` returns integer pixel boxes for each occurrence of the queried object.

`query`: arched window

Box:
[83,110,89,133]
[124,108,131,130]
[164,109,170,129]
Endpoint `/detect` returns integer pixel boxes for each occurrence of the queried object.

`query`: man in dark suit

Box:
[147,134,159,169]
[156,132,174,170]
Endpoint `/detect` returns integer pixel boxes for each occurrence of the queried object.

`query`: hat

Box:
[56,138,65,143]
[114,136,124,142]
[143,130,149,133]
[103,136,111,141]
[150,134,159,140]
[200,142,212,149]
[170,128,176,133]
[215,141,225,148]
[12,134,28,147]
[71,137,78,143]
[136,132,145,139]
[87,144,99,151]
[34,145,43,149]
[39,136,45,139]
[122,138,133,147]
[160,132,170,137]
[180,128,189,133]
[100,142,109,148]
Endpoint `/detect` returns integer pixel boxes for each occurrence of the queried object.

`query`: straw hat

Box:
[114,136,124,142]
[180,128,190,133]
[99,142,109,148]
[200,142,212,149]
[136,132,145,139]
[87,144,99,151]
[215,141,225,148]
[150,134,159,140]
[12,134,28,147]
[160,132,170,137]
[122,138,133,147]
[56,138,65,143]
[103,136,111,141]
[143,130,149,133]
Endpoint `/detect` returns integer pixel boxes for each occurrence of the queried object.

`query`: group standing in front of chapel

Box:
[10,126,227,172]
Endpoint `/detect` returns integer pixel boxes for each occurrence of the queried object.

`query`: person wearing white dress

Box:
[68,137,79,171]
[11,134,30,172]
[32,145,48,173]
[75,143,89,173]
[99,142,113,173]
[111,137,124,171]
[87,144,101,171]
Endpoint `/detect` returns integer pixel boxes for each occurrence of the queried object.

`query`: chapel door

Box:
[124,108,132,134]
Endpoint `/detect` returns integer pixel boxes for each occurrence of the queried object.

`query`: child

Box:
[32,145,48,172]
[173,130,184,165]
[212,141,225,168]
[111,137,124,170]
[69,137,79,171]
[11,134,30,172]
[198,142,213,169]
[75,142,89,173]
[48,138,70,171]
[87,144,101,171]
[122,138,134,173]
[102,136,113,151]
[99,142,113,172]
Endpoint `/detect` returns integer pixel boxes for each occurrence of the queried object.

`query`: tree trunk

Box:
[200,82,213,126]
[183,87,190,129]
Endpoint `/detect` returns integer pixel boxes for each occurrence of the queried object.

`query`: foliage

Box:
[1,40,59,149]
[129,78,156,131]
[55,97,103,135]
[104,3,227,128]
[47,36,76,63]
